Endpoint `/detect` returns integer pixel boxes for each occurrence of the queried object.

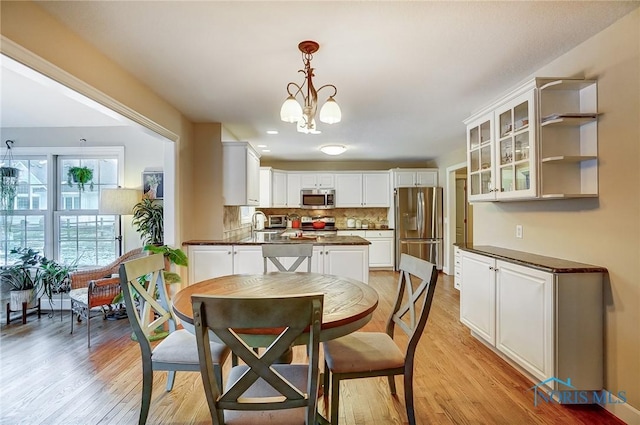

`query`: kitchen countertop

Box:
[183,234,370,246]
[456,244,607,274]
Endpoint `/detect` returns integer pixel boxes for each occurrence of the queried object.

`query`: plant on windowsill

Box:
[67,166,94,192]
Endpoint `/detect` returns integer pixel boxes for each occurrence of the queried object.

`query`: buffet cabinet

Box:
[459,246,604,392]
[465,77,598,202]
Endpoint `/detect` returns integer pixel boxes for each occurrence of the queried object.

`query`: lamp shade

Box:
[280,95,303,123]
[99,188,140,215]
[319,97,342,124]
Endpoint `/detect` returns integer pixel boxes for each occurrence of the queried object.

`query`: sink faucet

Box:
[251,211,267,238]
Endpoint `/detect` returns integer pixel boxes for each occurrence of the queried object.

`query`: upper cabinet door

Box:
[287,173,302,207]
[362,173,390,207]
[494,90,537,200]
[335,173,363,207]
[271,171,288,207]
[466,113,496,202]
[300,173,335,189]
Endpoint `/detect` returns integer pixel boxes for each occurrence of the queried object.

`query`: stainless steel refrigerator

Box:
[394,187,443,270]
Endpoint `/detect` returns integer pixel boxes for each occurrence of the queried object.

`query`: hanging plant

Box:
[67,166,94,191]
[0,140,19,212]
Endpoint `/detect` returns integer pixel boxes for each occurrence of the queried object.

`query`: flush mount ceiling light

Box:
[320,145,347,156]
[280,40,342,134]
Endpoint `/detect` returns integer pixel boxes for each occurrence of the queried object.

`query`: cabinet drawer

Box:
[337,230,366,237]
[364,230,394,238]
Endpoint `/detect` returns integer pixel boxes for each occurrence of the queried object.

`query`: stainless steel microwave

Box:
[301,189,335,209]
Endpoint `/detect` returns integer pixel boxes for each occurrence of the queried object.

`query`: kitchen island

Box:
[183,233,370,285]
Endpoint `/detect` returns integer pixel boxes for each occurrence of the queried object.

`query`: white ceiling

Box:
[3,1,638,162]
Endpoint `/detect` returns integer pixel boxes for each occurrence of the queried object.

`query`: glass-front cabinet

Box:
[493,90,537,200]
[466,113,495,201]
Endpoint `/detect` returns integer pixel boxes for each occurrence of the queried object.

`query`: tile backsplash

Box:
[259,207,390,229]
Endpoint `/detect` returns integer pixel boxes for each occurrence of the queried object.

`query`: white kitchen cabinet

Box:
[232,245,264,275]
[312,245,369,283]
[365,230,394,268]
[465,77,598,202]
[392,169,438,188]
[334,173,363,207]
[300,173,335,189]
[335,172,390,207]
[459,246,603,392]
[271,170,288,207]
[259,167,272,207]
[187,245,233,283]
[459,250,496,345]
[287,173,302,207]
[336,230,366,237]
[453,245,462,290]
[496,260,553,382]
[222,141,260,206]
[363,173,390,206]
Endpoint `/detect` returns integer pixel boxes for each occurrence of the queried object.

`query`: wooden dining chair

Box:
[262,243,313,273]
[322,253,438,425]
[192,293,324,425]
[119,254,231,425]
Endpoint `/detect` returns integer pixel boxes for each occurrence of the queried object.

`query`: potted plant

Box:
[0,248,76,313]
[132,197,164,245]
[144,244,188,284]
[67,166,94,191]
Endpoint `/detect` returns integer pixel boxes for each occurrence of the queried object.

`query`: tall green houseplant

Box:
[132,197,163,245]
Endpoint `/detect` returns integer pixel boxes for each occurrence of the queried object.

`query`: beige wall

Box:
[0,1,200,248]
[436,9,640,412]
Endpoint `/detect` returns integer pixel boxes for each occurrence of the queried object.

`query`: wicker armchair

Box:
[69,248,146,347]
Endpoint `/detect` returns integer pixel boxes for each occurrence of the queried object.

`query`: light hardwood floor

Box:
[0,271,623,425]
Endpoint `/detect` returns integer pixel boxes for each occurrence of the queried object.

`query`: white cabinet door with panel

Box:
[222,141,261,206]
[259,167,272,207]
[459,250,496,345]
[365,230,394,268]
[362,173,390,207]
[496,260,553,382]
[301,173,335,189]
[312,245,369,284]
[334,173,363,207]
[272,170,288,207]
[393,169,438,188]
[287,173,302,207]
[232,245,264,275]
[187,245,233,284]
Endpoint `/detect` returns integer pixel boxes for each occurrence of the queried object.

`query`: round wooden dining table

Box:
[172,272,379,346]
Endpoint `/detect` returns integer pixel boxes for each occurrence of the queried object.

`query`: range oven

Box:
[301,189,335,209]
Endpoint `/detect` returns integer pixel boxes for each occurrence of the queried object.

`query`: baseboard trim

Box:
[601,394,640,425]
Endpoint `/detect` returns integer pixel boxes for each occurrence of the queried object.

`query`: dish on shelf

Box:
[481,162,490,169]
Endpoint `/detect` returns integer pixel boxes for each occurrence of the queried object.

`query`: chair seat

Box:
[68,288,88,304]
[323,332,405,374]
[152,329,229,365]
[224,364,312,425]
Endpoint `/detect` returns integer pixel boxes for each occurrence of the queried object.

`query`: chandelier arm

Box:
[316,84,338,98]
[286,82,305,98]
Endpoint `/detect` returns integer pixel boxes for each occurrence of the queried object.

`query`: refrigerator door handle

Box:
[417,190,424,237]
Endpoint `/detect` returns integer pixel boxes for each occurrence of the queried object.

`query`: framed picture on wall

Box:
[142,171,164,200]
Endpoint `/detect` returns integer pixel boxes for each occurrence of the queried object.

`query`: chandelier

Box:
[280,40,342,134]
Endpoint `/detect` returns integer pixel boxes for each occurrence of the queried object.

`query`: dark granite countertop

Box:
[456,244,607,274]
[183,235,370,246]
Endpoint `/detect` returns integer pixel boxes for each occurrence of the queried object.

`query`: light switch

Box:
[516,225,523,239]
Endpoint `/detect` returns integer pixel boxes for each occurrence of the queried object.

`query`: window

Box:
[0,148,124,267]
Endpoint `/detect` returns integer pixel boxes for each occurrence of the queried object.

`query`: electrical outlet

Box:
[516,225,523,239]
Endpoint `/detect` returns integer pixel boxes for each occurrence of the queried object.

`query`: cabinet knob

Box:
[325,251,329,255]
[227,251,231,255]
[489,266,494,270]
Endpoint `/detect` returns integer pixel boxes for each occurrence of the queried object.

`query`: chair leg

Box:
[87,309,91,348]
[214,364,223,390]
[404,372,415,425]
[139,361,153,425]
[70,301,74,334]
[323,361,330,402]
[387,375,397,395]
[330,374,340,425]
[166,371,176,391]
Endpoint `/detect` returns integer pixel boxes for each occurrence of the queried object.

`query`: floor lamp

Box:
[99,188,140,257]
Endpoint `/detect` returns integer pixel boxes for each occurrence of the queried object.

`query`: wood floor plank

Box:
[0,271,625,424]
